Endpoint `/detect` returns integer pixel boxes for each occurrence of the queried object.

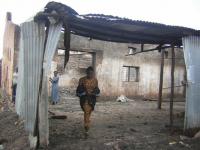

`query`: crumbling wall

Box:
[57,34,185,99]
[13,26,20,70]
[1,13,20,97]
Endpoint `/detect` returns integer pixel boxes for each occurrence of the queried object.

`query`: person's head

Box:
[86,66,94,79]
[54,71,58,77]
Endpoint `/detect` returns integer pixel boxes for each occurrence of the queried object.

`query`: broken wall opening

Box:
[52,50,96,95]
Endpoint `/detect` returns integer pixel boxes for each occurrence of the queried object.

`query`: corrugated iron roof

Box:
[36,1,200,45]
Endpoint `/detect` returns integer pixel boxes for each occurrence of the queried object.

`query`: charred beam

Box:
[63,23,70,68]
[125,45,171,56]
[141,44,144,52]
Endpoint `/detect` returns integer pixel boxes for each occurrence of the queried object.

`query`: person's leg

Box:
[51,86,58,105]
[12,85,17,104]
[55,87,59,104]
[83,102,92,132]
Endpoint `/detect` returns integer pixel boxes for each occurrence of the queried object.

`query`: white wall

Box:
[57,34,185,98]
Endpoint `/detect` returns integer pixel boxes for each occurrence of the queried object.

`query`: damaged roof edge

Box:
[33,1,200,45]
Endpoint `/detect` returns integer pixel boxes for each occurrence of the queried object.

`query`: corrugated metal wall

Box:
[23,21,46,133]
[44,23,63,71]
[39,22,62,145]
[16,21,46,134]
[182,36,200,129]
[16,20,62,146]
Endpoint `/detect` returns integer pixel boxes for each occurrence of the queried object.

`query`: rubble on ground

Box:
[194,130,200,138]
[116,95,134,102]
[59,87,75,97]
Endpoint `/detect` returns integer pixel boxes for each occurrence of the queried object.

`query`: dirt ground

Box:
[47,94,200,150]
[0,99,30,150]
[1,94,200,150]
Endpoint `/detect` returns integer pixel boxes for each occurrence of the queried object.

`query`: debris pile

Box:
[49,110,68,119]
[59,87,75,97]
[116,95,134,102]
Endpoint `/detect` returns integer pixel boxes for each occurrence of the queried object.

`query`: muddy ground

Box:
[1,94,200,150]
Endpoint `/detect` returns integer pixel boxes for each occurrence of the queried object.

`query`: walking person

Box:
[76,66,100,135]
[49,71,59,105]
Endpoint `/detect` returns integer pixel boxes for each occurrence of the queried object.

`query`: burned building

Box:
[54,34,185,99]
[2,2,200,148]
[1,12,20,97]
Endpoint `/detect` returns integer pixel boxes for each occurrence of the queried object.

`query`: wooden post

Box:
[38,25,50,147]
[183,65,187,98]
[158,49,165,109]
[141,44,144,52]
[170,45,175,126]
[39,71,49,146]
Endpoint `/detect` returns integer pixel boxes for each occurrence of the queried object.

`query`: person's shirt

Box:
[13,72,18,85]
[78,76,99,95]
[52,76,59,84]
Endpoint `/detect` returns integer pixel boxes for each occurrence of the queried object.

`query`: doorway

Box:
[56,50,95,94]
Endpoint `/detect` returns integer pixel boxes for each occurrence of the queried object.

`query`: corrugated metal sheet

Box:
[16,20,62,143]
[16,21,46,134]
[182,36,200,129]
[44,22,63,72]
[15,21,62,145]
[39,22,62,144]
[37,1,200,45]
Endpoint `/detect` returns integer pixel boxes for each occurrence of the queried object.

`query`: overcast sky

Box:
[0,0,200,58]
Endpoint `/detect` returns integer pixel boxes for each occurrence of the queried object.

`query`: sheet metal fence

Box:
[183,36,200,129]
[16,20,62,142]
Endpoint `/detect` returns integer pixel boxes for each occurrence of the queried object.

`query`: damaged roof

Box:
[37,1,200,45]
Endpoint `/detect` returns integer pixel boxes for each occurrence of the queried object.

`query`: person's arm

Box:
[92,79,100,96]
[49,78,53,83]
[53,77,59,83]
[76,78,86,97]
[51,77,59,84]
[96,79,99,88]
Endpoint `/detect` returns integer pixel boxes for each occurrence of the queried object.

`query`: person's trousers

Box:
[12,84,17,103]
[83,101,92,131]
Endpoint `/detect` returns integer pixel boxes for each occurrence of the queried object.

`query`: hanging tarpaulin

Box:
[182,36,200,129]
